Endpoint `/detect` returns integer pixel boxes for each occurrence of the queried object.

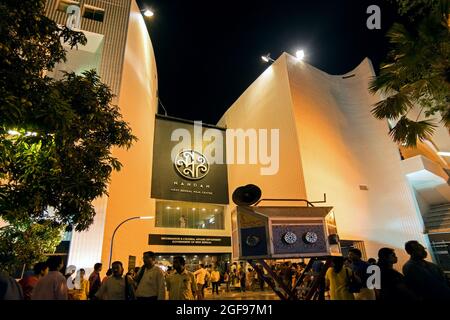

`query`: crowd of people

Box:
[1,240,449,300]
[325,241,450,300]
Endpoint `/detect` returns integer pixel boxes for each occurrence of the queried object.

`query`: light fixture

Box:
[437,151,450,157]
[192,208,196,211]
[296,49,305,60]
[176,207,180,210]
[166,206,171,209]
[214,209,218,212]
[261,53,274,63]
[201,208,206,211]
[143,9,154,17]
[108,215,154,267]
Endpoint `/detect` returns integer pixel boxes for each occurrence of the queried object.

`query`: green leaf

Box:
[389,116,437,147]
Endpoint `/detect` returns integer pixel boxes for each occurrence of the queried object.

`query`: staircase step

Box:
[425,215,450,222]
[425,221,450,229]
[424,215,450,222]
[429,208,450,215]
[430,203,450,211]
[425,220,450,226]
[425,211,450,217]
[427,227,450,234]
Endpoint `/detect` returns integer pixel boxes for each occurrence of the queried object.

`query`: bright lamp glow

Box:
[261,54,274,63]
[437,151,450,157]
[140,216,154,220]
[296,50,305,60]
[8,130,20,135]
[143,9,154,17]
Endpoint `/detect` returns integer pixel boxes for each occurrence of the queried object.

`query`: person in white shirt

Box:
[193,264,209,300]
[134,251,166,300]
[32,256,68,300]
[95,261,135,300]
[179,215,187,228]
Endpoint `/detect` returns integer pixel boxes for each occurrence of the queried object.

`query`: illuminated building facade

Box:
[43,1,449,276]
[45,0,161,271]
[219,53,449,271]
[45,0,232,273]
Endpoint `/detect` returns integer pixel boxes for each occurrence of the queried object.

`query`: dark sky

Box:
[136,0,400,125]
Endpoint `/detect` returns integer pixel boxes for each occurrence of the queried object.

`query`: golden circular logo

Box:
[174,150,209,180]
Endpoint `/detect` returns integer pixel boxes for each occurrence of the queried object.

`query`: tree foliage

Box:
[0,220,64,274]
[393,0,445,20]
[370,0,449,147]
[0,0,136,233]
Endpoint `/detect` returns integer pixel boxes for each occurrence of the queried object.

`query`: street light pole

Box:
[108,216,153,268]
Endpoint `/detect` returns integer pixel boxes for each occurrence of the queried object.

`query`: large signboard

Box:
[151,116,229,204]
[149,234,231,247]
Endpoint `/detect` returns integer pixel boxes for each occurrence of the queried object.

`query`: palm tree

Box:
[369,1,449,147]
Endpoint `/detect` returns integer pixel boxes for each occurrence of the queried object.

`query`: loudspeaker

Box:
[232,184,262,206]
[232,206,341,259]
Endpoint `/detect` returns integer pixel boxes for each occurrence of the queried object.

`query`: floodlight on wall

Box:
[296,49,305,60]
[261,53,275,63]
[142,9,154,17]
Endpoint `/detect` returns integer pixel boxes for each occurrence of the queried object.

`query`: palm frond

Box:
[371,92,413,120]
[441,107,450,128]
[369,72,402,94]
[387,23,415,47]
[389,116,437,147]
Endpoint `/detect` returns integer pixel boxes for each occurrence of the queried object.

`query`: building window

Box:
[56,0,80,12]
[83,5,105,22]
[155,200,225,230]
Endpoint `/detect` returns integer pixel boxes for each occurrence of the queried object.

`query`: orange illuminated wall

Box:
[219,53,430,268]
[99,0,158,270]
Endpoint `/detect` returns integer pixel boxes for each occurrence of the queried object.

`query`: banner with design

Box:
[151,115,229,204]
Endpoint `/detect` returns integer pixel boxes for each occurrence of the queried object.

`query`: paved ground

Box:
[203,287,279,300]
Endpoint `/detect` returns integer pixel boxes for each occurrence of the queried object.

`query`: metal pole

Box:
[108,217,140,268]
[20,263,26,279]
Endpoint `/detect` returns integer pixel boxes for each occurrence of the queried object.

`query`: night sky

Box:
[136,0,400,125]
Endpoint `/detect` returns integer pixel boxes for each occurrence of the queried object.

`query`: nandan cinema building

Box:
[44,1,449,275]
